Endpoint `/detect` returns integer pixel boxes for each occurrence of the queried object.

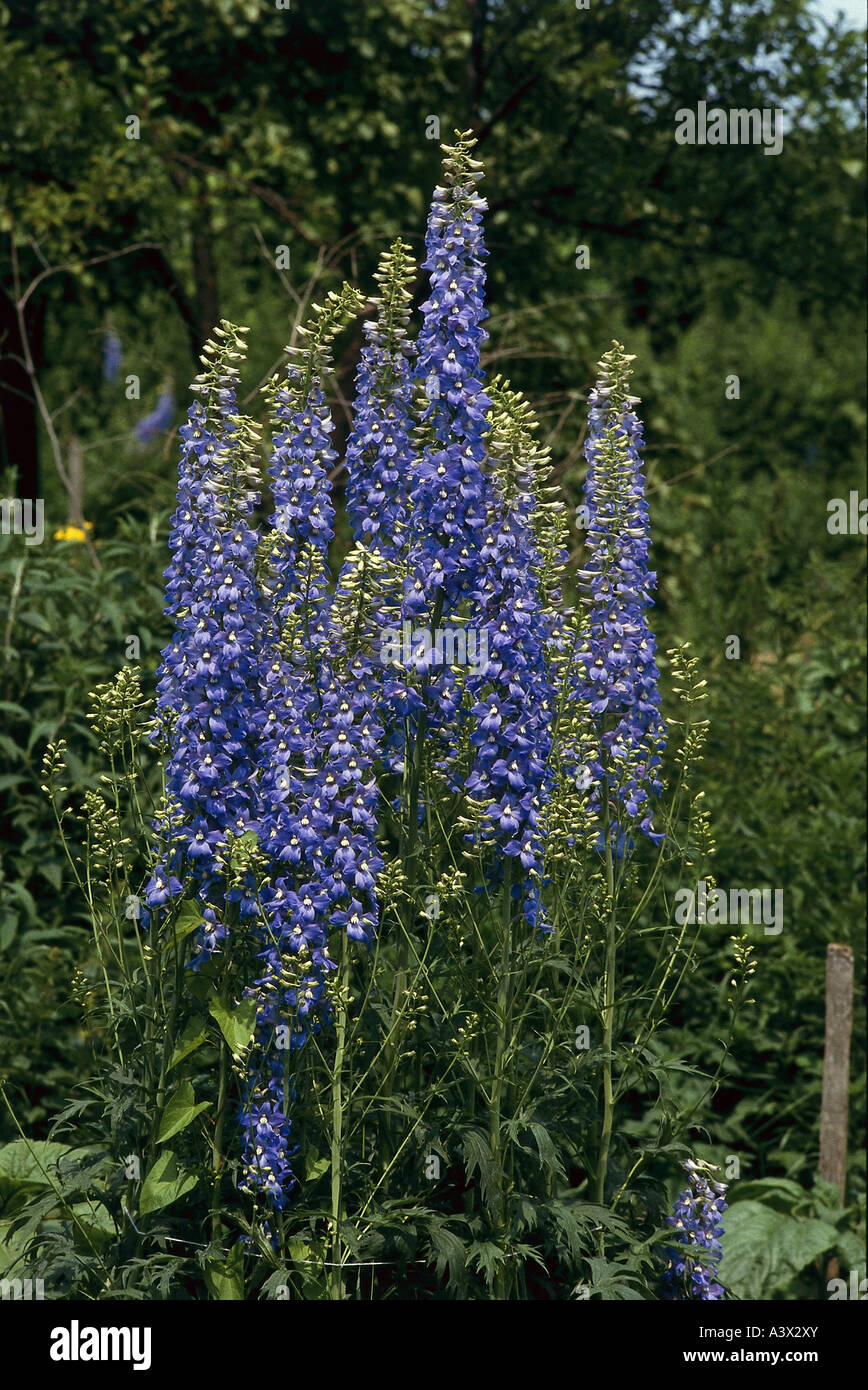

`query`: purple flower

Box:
[574,342,666,852]
[345,241,417,561]
[661,1160,728,1300]
[462,384,556,930]
[404,131,492,616]
[103,330,122,383]
[147,325,264,962]
[133,388,175,443]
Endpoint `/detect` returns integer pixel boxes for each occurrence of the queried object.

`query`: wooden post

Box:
[819,943,854,1202]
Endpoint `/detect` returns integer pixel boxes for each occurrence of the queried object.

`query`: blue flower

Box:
[462,383,556,929]
[133,388,175,443]
[147,325,264,963]
[345,241,417,561]
[574,342,666,852]
[103,330,122,384]
[661,1160,728,1300]
[405,131,493,614]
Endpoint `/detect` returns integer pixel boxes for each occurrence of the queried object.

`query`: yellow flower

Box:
[53,522,94,542]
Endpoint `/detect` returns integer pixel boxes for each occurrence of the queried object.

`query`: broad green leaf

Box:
[718,1202,784,1299]
[209,995,258,1057]
[773,1217,839,1289]
[203,1241,244,1300]
[156,1081,210,1143]
[171,900,207,945]
[0,1141,70,1199]
[304,1151,329,1183]
[139,1150,197,1216]
[729,1177,805,1212]
[720,1202,839,1299]
[168,1018,209,1071]
[838,1229,867,1274]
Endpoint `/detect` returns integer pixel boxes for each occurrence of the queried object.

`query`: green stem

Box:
[596,781,616,1208]
[490,859,513,1299]
[210,1036,230,1245]
[330,930,350,1299]
[381,591,445,1107]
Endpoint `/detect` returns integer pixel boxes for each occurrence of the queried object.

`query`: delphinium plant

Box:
[661,1159,728,1300]
[1,132,756,1301]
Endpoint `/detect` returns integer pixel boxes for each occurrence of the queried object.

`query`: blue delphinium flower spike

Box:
[575,341,666,853]
[463,380,557,930]
[661,1159,728,1299]
[345,240,417,561]
[146,325,264,959]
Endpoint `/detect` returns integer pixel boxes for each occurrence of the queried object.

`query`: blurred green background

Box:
[0,0,865,1295]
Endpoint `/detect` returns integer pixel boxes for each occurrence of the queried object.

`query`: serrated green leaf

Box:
[773,1217,838,1288]
[729,1177,805,1212]
[718,1202,784,1299]
[461,1127,500,1211]
[426,1223,467,1292]
[719,1202,838,1299]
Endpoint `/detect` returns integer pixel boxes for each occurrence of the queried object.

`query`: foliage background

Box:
[0,0,865,1298]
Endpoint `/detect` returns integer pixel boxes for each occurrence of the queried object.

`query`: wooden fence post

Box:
[819,942,854,1205]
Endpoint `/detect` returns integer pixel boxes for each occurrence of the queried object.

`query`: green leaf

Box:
[585,1256,647,1300]
[468,1239,507,1284]
[729,1177,806,1212]
[426,1222,467,1292]
[838,1229,867,1277]
[209,995,258,1057]
[139,1150,197,1216]
[304,1150,329,1183]
[719,1202,839,1299]
[773,1217,839,1287]
[461,1126,499,1211]
[156,1081,210,1143]
[203,1241,244,1300]
[171,900,207,945]
[718,1202,784,1299]
[168,1018,209,1071]
[0,1140,70,1199]
[0,1219,29,1274]
[68,1199,117,1249]
[528,1122,566,1181]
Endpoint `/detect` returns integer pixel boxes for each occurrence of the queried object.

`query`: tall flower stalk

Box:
[147,322,264,963]
[27,136,744,1306]
[241,285,367,1209]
